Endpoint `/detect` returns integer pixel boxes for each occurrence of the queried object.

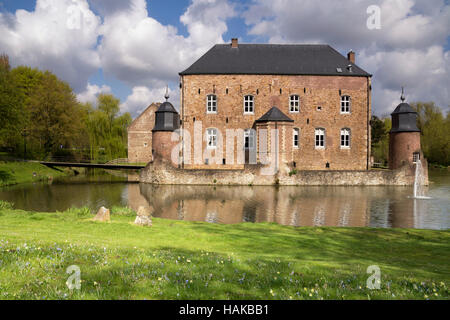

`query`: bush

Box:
[65,206,91,217]
[0,200,14,210]
[111,206,136,216]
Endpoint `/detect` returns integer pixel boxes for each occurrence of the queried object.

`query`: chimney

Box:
[231,38,238,48]
[347,50,355,64]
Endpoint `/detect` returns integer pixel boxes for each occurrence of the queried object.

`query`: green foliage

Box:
[0,55,132,163]
[28,71,82,156]
[371,102,449,167]
[288,169,298,176]
[0,54,24,147]
[111,206,136,217]
[0,200,13,210]
[371,117,391,166]
[411,102,450,166]
[84,94,132,162]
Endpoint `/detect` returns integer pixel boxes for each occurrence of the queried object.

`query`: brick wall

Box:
[127,103,159,163]
[180,74,371,170]
[389,131,421,169]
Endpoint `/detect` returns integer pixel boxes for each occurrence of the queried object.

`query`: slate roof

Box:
[180,44,371,77]
[255,107,294,123]
[156,101,178,113]
[391,102,416,115]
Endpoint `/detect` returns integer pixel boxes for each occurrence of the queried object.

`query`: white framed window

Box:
[341,95,351,114]
[206,94,217,113]
[315,128,325,149]
[244,95,254,114]
[290,95,300,113]
[340,128,351,148]
[244,129,256,149]
[206,128,217,149]
[293,128,299,148]
[413,152,420,163]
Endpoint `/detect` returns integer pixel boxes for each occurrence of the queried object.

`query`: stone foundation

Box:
[140,157,428,186]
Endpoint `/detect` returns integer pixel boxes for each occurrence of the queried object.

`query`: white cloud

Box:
[361,46,450,115]
[120,85,180,117]
[0,0,101,91]
[77,83,112,104]
[98,0,236,88]
[243,0,450,115]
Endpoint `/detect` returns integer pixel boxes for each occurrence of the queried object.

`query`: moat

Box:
[1,169,448,230]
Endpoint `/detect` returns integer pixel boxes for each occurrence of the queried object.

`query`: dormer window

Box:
[341,95,351,114]
[290,95,300,113]
[207,94,217,113]
[244,95,254,114]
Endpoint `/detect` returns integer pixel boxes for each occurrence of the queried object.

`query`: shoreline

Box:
[0,161,74,187]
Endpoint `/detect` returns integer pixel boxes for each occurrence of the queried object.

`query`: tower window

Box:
[340,128,351,148]
[341,95,351,114]
[206,128,218,149]
[290,95,300,113]
[206,94,217,113]
[315,128,325,149]
[413,152,420,163]
[244,95,254,114]
[293,128,300,148]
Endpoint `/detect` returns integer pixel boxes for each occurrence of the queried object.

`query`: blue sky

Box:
[0,0,449,117]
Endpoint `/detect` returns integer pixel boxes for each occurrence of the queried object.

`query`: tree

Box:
[82,94,131,162]
[371,116,391,166]
[411,102,450,166]
[27,71,83,157]
[0,54,23,148]
[370,115,386,147]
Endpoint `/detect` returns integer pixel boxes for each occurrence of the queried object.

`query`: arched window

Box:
[341,95,351,113]
[315,128,325,149]
[340,128,351,148]
[206,94,217,113]
[244,95,254,114]
[290,95,300,113]
[293,128,300,148]
[206,128,218,149]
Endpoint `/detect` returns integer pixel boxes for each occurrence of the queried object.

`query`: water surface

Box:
[0,169,448,230]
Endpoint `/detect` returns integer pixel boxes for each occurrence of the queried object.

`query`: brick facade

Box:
[127,103,159,163]
[389,131,422,169]
[179,74,371,170]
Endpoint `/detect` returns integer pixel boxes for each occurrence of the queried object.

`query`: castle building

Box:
[177,39,372,170]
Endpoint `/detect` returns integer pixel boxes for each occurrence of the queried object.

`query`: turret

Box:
[389,88,422,169]
[152,88,180,163]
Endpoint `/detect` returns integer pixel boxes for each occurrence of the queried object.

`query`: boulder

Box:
[93,206,110,222]
[134,206,152,226]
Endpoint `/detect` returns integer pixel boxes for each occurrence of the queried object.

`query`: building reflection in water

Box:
[121,183,429,228]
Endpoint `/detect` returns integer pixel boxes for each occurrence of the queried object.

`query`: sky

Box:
[0,0,449,118]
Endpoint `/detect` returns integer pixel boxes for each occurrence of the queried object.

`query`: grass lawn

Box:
[0,161,71,187]
[0,202,448,300]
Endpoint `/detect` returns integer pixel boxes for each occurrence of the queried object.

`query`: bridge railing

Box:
[106,158,129,165]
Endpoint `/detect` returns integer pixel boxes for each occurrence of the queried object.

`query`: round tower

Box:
[152,89,180,164]
[389,89,422,170]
